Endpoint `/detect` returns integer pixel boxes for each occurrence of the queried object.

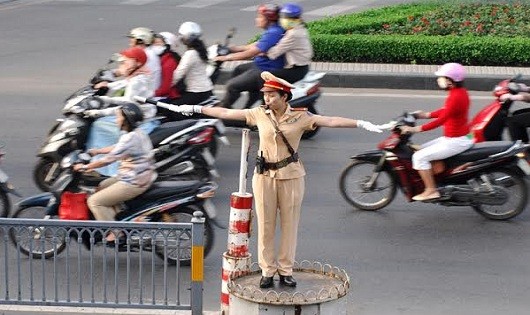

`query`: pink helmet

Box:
[434,63,466,82]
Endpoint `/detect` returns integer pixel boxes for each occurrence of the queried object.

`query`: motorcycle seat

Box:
[445,141,514,165]
[149,120,198,145]
[123,180,203,210]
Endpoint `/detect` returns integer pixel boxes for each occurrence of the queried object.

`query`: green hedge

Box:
[304,1,530,65]
[310,34,530,66]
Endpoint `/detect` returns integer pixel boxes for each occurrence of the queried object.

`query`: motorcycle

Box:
[206,28,324,139]
[11,150,219,266]
[0,143,21,217]
[339,112,530,220]
[33,86,228,192]
[470,74,525,142]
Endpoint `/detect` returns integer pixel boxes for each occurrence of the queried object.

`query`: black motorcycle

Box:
[33,88,228,192]
[11,150,219,266]
[339,112,530,220]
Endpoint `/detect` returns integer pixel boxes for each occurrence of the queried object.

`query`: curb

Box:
[216,61,530,91]
[217,69,509,92]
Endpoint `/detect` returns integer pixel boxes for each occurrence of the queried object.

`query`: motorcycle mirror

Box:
[228,27,236,38]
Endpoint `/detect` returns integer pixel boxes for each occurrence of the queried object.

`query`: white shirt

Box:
[145,46,162,90]
[172,49,213,93]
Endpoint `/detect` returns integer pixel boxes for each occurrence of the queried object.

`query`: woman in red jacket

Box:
[152,32,181,100]
[401,63,473,201]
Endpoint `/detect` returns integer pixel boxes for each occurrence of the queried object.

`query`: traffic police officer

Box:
[173,71,383,288]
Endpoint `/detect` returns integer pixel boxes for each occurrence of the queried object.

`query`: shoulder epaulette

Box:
[291,107,307,111]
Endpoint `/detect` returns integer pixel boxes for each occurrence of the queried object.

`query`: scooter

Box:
[470,74,525,142]
[0,143,21,217]
[206,28,324,139]
[33,87,228,192]
[10,150,218,266]
[339,112,530,220]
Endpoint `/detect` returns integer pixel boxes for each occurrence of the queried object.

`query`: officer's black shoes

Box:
[279,275,297,287]
[259,276,274,289]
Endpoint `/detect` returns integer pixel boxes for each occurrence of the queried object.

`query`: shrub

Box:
[306,1,530,65]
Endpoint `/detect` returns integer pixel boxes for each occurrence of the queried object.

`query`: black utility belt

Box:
[256,153,299,173]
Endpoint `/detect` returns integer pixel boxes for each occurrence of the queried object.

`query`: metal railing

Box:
[0,212,204,314]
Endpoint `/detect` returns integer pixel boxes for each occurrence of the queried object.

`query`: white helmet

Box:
[128,27,154,45]
[158,31,178,51]
[178,21,202,41]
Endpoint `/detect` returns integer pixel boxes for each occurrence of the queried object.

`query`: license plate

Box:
[0,168,8,183]
[517,158,530,175]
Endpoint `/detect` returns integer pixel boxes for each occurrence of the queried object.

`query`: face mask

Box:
[151,45,166,56]
[437,77,448,89]
[279,18,299,30]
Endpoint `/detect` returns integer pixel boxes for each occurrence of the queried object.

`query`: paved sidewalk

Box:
[0,305,221,315]
[218,61,530,91]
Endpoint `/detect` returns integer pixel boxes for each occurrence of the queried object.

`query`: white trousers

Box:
[412,136,474,170]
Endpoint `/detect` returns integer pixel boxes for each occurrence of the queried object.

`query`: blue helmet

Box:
[280,3,302,19]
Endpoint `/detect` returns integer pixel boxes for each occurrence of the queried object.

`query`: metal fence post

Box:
[191,211,205,315]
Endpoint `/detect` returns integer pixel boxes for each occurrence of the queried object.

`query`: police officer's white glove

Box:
[178,105,203,116]
[84,109,103,118]
[374,121,397,130]
[357,120,383,133]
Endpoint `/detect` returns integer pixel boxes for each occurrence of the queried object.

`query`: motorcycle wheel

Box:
[472,169,528,220]
[33,158,58,192]
[209,137,218,157]
[9,206,67,259]
[339,160,397,211]
[301,104,320,140]
[0,191,9,218]
[154,205,214,266]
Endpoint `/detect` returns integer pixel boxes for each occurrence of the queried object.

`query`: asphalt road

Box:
[2,1,530,314]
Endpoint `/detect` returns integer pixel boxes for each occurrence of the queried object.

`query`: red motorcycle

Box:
[470,74,524,142]
[339,112,530,220]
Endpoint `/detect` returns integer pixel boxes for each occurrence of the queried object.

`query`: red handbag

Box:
[59,192,90,220]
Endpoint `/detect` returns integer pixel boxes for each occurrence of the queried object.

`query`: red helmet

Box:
[119,47,147,67]
[258,3,280,22]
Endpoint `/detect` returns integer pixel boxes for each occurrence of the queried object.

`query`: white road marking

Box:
[178,0,229,9]
[305,3,358,16]
[121,0,158,4]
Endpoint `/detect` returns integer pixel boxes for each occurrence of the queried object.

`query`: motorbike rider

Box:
[168,71,382,288]
[266,2,312,84]
[500,86,530,143]
[152,31,181,100]
[127,27,162,90]
[214,4,285,109]
[74,103,157,244]
[400,63,474,201]
[85,47,158,176]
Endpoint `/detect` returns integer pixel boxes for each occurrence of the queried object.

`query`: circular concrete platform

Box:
[227,260,350,306]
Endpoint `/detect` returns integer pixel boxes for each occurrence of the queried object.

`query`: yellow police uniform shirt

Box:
[245,106,317,179]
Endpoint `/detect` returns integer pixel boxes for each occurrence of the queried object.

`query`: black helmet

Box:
[121,103,144,128]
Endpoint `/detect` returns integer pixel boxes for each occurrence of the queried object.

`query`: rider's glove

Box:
[374,121,397,130]
[178,105,203,116]
[356,120,383,133]
[500,94,525,102]
[84,109,103,118]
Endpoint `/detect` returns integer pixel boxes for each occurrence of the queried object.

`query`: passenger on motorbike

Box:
[499,85,530,143]
[400,63,474,201]
[127,27,162,90]
[153,32,181,100]
[85,47,158,176]
[73,103,157,243]
[214,4,285,109]
[266,2,312,84]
